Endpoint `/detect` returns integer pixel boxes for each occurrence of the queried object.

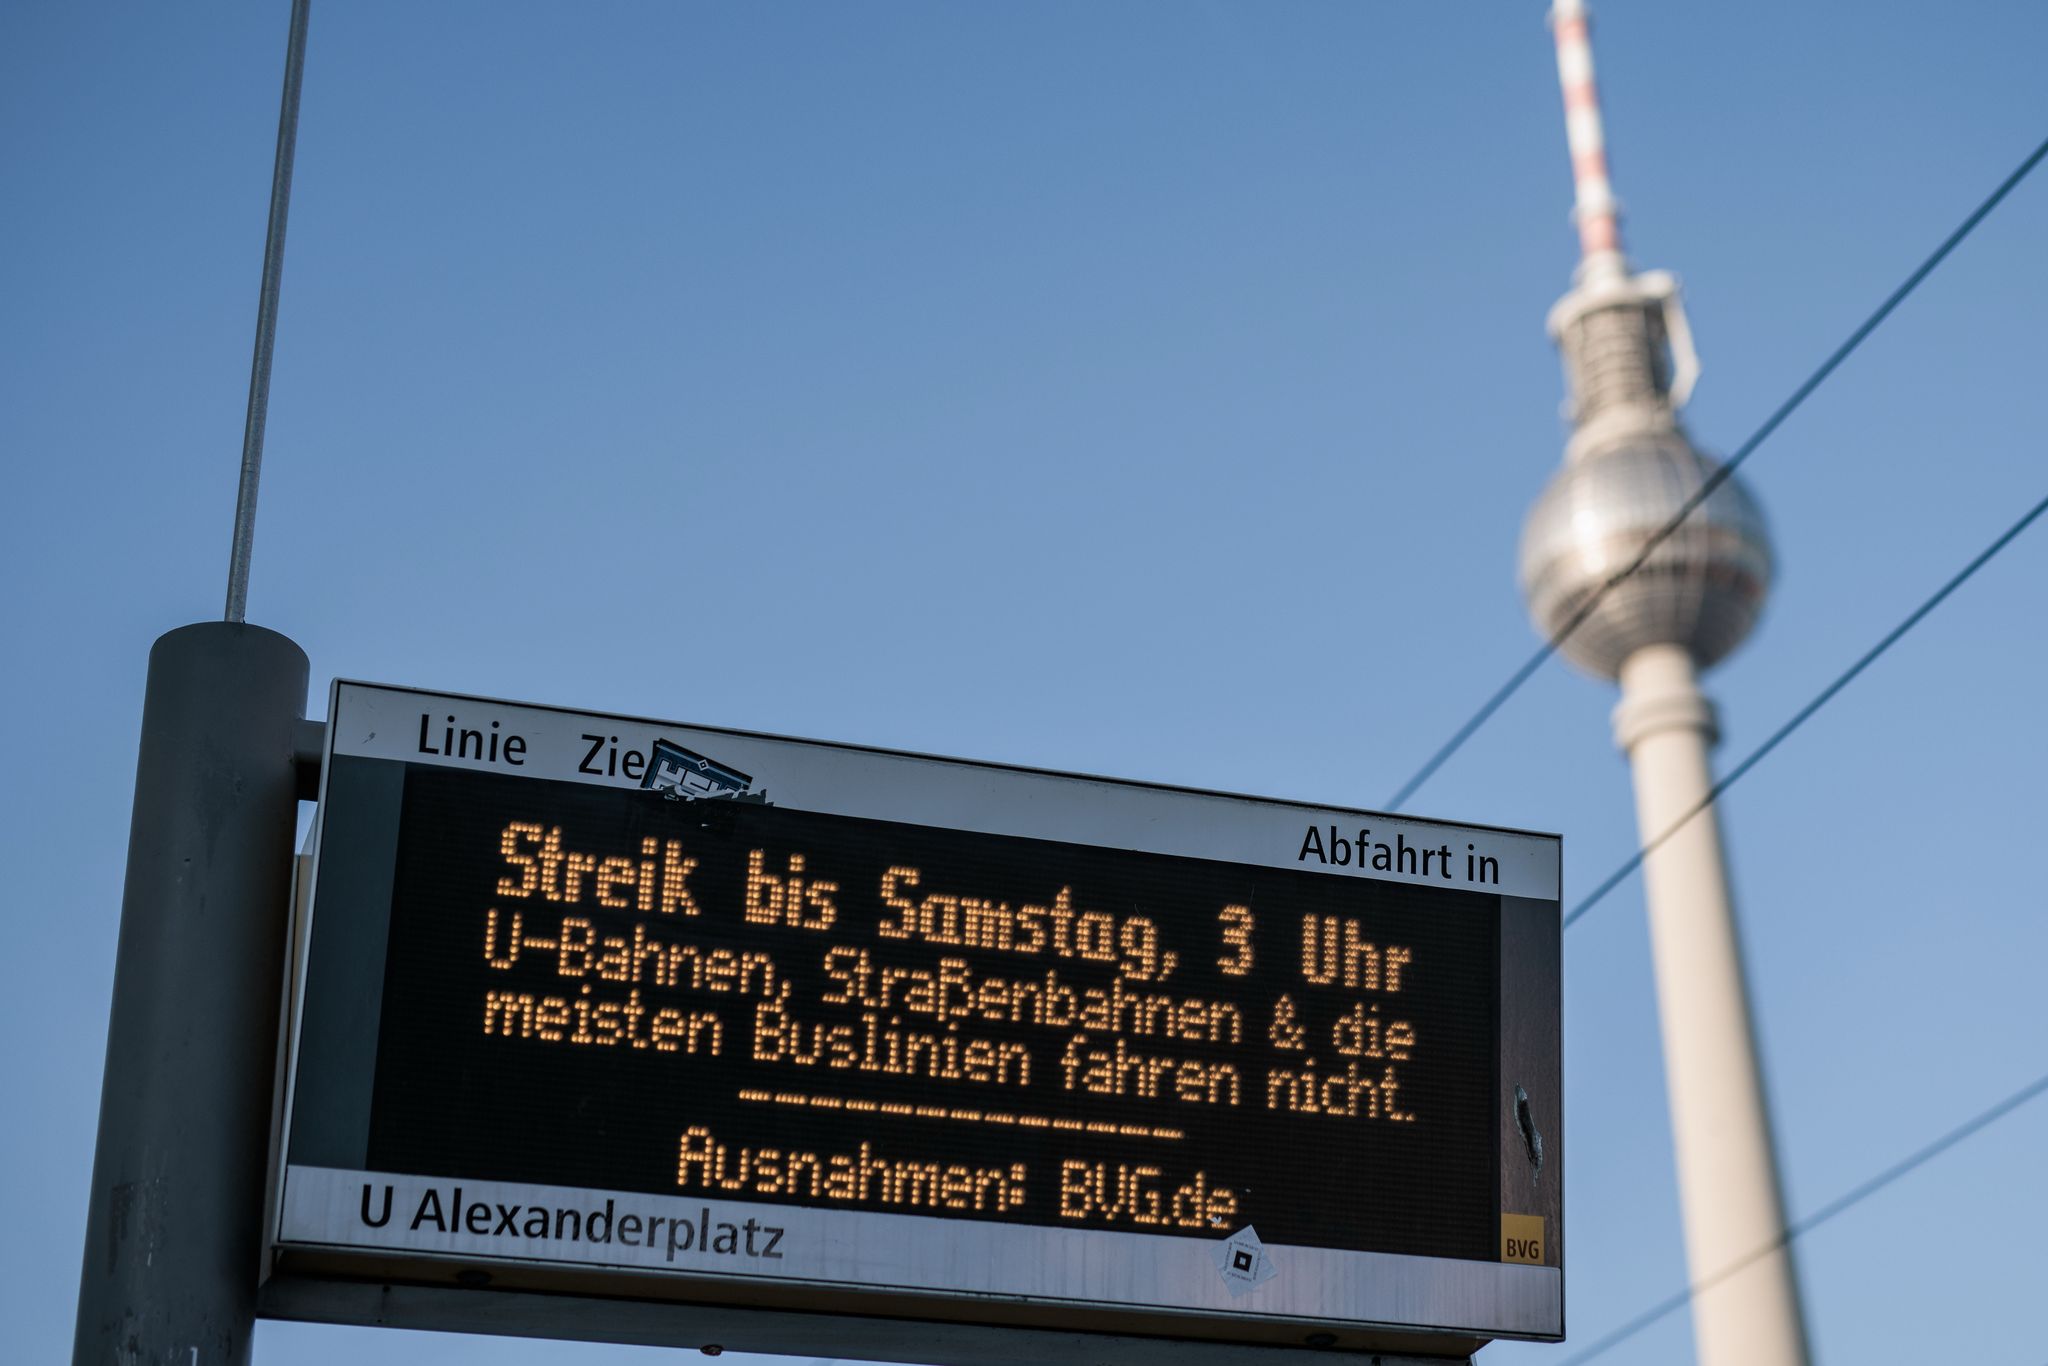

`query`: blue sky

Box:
[4,2,2046,1362]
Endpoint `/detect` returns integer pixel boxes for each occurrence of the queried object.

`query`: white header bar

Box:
[327,681,1559,901]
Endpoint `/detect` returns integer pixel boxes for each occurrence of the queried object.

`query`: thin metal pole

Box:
[225,0,311,624]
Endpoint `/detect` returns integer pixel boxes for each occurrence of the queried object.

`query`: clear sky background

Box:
[5,2,2046,1363]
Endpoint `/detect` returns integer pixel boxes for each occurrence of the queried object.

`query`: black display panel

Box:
[300,760,1502,1265]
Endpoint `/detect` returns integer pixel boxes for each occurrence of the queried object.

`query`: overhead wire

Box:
[1557,1064,2048,1365]
[1562,487,2048,929]
[1383,131,2048,811]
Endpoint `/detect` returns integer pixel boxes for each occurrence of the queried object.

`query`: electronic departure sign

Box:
[266,682,1563,1362]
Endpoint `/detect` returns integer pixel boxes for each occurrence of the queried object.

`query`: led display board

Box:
[268,682,1563,1359]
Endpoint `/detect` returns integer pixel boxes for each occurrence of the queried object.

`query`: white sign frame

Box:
[263,681,1564,1362]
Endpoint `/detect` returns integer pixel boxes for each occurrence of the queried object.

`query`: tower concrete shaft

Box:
[1613,645,1810,1366]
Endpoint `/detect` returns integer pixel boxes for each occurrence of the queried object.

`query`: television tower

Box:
[1517,3,1812,1364]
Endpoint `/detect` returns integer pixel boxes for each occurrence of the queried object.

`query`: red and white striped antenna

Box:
[1550,0,1626,282]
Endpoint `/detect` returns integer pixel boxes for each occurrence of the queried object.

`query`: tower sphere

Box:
[1518,434,1772,681]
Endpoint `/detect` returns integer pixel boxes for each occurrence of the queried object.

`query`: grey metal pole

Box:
[73,623,309,1366]
[225,0,311,625]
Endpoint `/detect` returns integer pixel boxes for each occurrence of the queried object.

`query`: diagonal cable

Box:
[1563,488,2048,929]
[1558,1064,2048,1365]
[1385,131,2048,811]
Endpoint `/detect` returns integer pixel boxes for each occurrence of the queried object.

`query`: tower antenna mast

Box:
[1550,0,1625,279]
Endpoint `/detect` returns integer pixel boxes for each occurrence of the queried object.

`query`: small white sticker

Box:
[1215,1225,1278,1297]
